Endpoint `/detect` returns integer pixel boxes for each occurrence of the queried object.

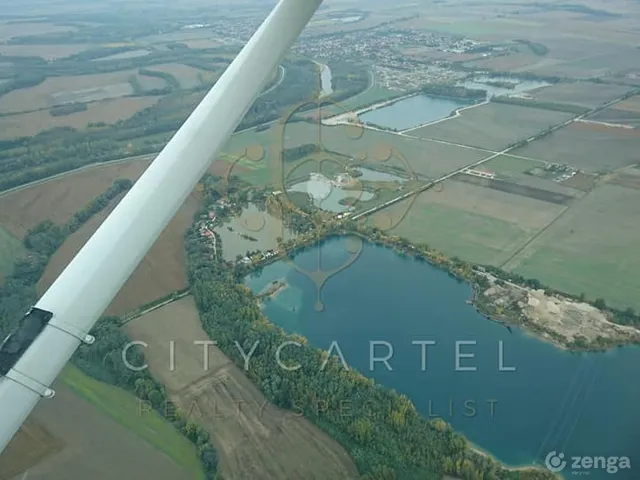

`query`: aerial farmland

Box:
[407,102,574,151]
[512,121,640,172]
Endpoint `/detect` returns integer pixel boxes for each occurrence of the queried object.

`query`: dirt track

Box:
[125,296,360,480]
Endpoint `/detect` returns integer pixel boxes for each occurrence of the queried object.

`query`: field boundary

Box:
[120,288,190,325]
[499,196,582,270]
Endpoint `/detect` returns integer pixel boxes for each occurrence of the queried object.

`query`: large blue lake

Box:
[246,237,640,479]
[359,94,470,131]
[359,76,550,131]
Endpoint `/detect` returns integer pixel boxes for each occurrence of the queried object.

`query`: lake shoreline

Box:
[251,227,640,352]
[468,443,541,473]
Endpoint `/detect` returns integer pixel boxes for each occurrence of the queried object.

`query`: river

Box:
[246,237,640,479]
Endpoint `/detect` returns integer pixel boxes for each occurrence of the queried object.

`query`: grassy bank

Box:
[61,365,206,479]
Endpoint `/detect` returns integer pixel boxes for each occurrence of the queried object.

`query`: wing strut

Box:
[0,0,323,453]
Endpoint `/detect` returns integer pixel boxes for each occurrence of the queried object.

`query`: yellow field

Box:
[0,71,138,114]
[125,296,360,480]
[0,96,161,139]
[0,22,76,41]
[0,44,89,60]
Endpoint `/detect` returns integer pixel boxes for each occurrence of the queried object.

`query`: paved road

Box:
[351,146,513,220]
[352,91,637,221]
[0,68,375,197]
[260,64,286,96]
[0,153,155,198]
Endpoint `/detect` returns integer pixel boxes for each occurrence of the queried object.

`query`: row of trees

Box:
[490,96,589,114]
[0,57,321,192]
[49,102,88,116]
[0,179,221,477]
[184,193,555,479]
[282,143,321,163]
[73,316,220,478]
[0,46,226,100]
[349,223,640,336]
[420,84,487,101]
[514,40,549,56]
[328,61,371,102]
[0,179,133,340]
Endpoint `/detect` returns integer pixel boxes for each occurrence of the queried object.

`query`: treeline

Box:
[491,96,589,114]
[185,218,554,479]
[0,46,230,99]
[480,265,640,328]
[24,178,132,257]
[72,316,220,478]
[514,39,548,56]
[240,58,318,130]
[282,143,321,163]
[420,84,486,101]
[138,68,181,92]
[328,61,370,103]
[49,102,88,116]
[365,121,399,132]
[0,58,318,192]
[121,288,190,324]
[0,180,221,478]
[0,179,131,340]
[356,223,640,331]
[0,56,48,97]
[454,66,563,85]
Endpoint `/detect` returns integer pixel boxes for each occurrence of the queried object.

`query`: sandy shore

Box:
[469,443,541,473]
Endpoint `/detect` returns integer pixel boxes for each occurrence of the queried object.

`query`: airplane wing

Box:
[0,0,323,453]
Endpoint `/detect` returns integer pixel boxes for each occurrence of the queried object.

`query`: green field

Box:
[61,365,206,480]
[380,200,532,266]
[410,102,574,152]
[220,122,488,184]
[508,184,640,311]
[0,223,25,277]
[484,155,546,176]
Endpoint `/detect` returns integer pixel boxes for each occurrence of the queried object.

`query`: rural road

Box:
[0,71,376,198]
[3,83,631,205]
[260,64,286,96]
[351,145,514,220]
[120,289,190,325]
[0,153,155,198]
[0,121,279,198]
[351,90,637,222]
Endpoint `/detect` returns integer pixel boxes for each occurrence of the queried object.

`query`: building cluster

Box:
[196,198,234,248]
[293,26,499,90]
[464,168,496,179]
[185,17,263,45]
[294,27,488,63]
[544,163,578,183]
[237,249,278,265]
[374,64,468,90]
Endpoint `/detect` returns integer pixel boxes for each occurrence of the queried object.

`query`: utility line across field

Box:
[351,91,637,222]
